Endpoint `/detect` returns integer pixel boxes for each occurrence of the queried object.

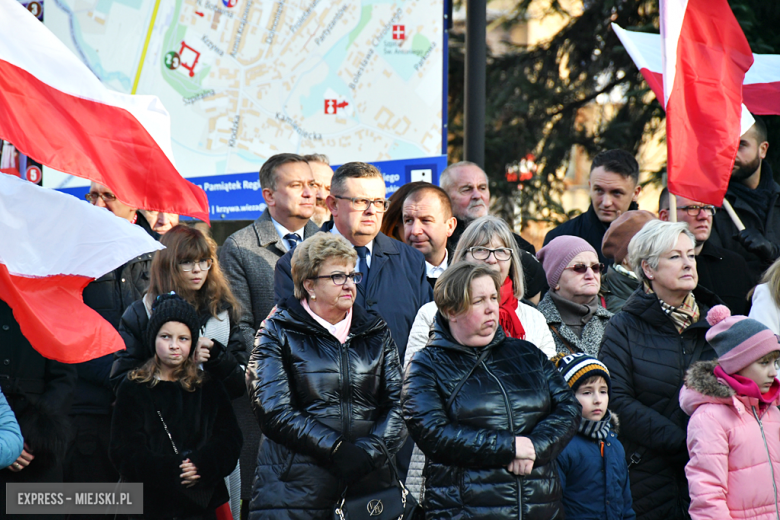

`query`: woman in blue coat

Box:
[0,388,23,469]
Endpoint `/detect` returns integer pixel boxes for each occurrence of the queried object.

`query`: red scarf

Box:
[499,277,526,340]
[713,365,780,414]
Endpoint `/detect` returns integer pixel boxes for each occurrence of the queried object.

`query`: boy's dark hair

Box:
[578,374,609,389]
[590,149,639,184]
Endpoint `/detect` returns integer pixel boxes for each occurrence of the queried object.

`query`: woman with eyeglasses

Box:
[536,236,613,357]
[246,233,406,519]
[599,221,719,520]
[403,216,555,501]
[111,225,246,398]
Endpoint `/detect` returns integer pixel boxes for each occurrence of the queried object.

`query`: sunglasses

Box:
[564,262,605,275]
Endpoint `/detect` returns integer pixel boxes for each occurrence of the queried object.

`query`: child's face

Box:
[155,321,192,372]
[575,376,609,421]
[736,352,779,393]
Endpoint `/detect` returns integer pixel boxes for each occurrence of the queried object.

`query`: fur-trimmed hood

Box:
[607,410,621,435]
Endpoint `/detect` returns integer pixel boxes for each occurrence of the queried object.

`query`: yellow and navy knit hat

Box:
[552,352,611,394]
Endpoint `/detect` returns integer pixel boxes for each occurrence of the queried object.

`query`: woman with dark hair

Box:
[110,295,242,519]
[402,262,580,519]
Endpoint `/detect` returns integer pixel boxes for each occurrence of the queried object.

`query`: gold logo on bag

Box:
[367,499,384,516]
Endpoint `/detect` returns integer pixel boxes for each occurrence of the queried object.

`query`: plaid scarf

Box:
[578,410,612,441]
[644,281,700,333]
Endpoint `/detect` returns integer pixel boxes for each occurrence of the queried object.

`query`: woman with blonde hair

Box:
[749,258,780,333]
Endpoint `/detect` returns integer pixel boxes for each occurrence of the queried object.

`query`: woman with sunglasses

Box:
[599,221,719,520]
[536,236,613,357]
[246,233,406,520]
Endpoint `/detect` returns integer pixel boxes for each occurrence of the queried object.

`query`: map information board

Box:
[44,0,446,219]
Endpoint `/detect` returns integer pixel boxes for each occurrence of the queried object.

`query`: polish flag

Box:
[613,25,780,117]
[0,174,164,364]
[0,0,210,223]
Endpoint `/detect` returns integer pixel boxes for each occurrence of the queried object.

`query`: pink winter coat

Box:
[679,360,780,520]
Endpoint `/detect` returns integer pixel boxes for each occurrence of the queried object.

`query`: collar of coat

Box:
[253,209,320,251]
[317,220,403,258]
[425,310,508,355]
[537,291,612,327]
[272,294,386,339]
[620,284,720,333]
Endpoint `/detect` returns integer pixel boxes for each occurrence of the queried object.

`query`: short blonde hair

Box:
[452,216,524,298]
[628,220,696,283]
[434,262,502,319]
[291,234,357,300]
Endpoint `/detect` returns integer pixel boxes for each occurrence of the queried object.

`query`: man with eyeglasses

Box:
[708,118,780,280]
[659,188,753,314]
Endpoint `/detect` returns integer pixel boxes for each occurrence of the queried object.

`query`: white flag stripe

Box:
[0,0,177,166]
[660,0,689,108]
[0,175,164,278]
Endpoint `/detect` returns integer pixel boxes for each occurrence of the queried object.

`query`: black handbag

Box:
[333,441,422,520]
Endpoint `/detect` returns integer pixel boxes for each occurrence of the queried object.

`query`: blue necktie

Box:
[355,246,370,282]
[284,233,302,251]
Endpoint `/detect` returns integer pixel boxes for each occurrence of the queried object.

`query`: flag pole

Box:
[723,199,746,231]
[669,191,677,222]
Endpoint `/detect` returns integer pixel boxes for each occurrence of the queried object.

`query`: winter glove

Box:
[737,228,780,262]
[329,440,373,482]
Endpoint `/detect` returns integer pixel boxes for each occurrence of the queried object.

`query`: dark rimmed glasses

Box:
[333,195,389,212]
[564,262,605,275]
[179,259,213,272]
[467,247,513,261]
[310,272,363,285]
[678,205,717,217]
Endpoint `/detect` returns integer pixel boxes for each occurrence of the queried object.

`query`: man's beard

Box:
[732,154,761,181]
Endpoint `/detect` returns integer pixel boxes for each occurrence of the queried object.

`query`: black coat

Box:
[598,286,719,520]
[696,241,755,315]
[246,297,406,520]
[109,377,242,519]
[402,313,581,520]
[110,298,247,398]
[709,162,780,280]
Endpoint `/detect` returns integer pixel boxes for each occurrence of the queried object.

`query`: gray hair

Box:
[291,233,357,300]
[628,220,696,283]
[452,215,524,299]
[303,153,330,165]
[440,161,484,193]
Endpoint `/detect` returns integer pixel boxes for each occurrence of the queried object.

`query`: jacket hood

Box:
[273,295,385,339]
[427,310,507,354]
[679,360,737,415]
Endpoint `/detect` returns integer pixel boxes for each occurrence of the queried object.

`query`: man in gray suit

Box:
[218,153,320,511]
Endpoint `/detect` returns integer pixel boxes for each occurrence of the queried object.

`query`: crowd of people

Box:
[2,118,780,520]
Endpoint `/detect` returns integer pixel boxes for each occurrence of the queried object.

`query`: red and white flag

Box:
[613,25,780,117]
[0,0,210,222]
[0,174,164,364]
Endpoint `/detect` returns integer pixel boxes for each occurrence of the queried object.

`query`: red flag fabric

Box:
[661,0,754,206]
[0,174,164,363]
[0,0,210,223]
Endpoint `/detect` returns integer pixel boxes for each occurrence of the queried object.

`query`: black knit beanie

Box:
[146,293,200,353]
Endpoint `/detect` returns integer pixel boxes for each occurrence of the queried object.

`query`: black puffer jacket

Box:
[110,297,247,398]
[402,313,580,520]
[246,296,406,520]
[598,286,719,520]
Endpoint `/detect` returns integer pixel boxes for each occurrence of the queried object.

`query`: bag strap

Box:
[446,348,492,412]
[549,325,578,355]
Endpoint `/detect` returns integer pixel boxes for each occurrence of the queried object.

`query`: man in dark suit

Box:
[401,183,456,288]
[274,161,432,363]
[544,149,641,266]
[659,188,754,314]
[219,153,320,512]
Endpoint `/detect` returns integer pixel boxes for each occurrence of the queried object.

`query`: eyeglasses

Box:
[333,195,389,212]
[179,259,213,272]
[309,272,363,285]
[467,247,513,261]
[679,205,717,217]
[85,192,117,203]
[564,262,605,275]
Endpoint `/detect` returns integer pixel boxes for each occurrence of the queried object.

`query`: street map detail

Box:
[45,0,444,179]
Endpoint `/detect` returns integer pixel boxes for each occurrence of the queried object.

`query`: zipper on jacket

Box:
[752,406,780,520]
[339,339,352,439]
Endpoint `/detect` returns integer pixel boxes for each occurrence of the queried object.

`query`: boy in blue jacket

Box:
[554,353,635,520]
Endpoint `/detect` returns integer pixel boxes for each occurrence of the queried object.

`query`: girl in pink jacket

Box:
[680,305,780,520]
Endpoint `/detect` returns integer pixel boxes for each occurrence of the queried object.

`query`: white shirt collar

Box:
[270,217,306,252]
[425,249,448,278]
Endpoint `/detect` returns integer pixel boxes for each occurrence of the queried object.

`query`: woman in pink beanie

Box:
[680,305,780,520]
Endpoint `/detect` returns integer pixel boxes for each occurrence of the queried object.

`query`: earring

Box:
[647,276,653,280]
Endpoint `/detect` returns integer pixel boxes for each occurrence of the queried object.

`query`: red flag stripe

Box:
[0,265,125,364]
[0,59,209,223]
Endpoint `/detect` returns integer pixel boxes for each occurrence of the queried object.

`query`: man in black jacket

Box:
[544,149,641,266]
[709,118,780,280]
[659,188,754,314]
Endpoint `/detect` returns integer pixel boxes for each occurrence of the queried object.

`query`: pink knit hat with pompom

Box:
[705,305,780,374]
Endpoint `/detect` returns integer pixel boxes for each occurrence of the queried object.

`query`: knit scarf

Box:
[714,365,780,414]
[644,281,700,333]
[499,277,526,340]
[578,410,612,441]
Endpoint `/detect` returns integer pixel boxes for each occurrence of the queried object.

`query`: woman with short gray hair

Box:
[599,220,719,520]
